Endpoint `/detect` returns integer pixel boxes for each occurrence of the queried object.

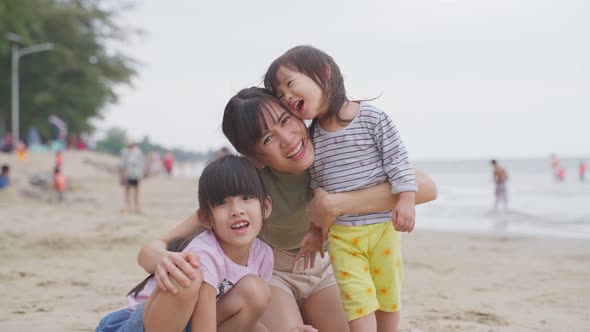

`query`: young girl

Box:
[96,155,274,332]
[264,45,417,332]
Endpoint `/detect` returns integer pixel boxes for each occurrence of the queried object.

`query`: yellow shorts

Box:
[328,222,402,321]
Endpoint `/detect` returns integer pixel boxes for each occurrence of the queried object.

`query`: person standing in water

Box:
[490,160,508,211]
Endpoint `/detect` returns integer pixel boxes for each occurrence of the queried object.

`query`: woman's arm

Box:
[307,169,437,234]
[137,212,204,293]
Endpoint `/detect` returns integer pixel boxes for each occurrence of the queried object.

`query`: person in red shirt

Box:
[163,152,175,177]
[54,167,67,203]
[55,150,63,169]
[580,160,587,181]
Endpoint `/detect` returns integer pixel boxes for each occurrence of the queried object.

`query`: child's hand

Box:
[296,227,325,269]
[306,188,339,239]
[392,192,416,232]
[154,251,200,294]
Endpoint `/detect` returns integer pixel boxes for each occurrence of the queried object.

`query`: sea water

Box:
[415,158,590,239]
[178,158,590,239]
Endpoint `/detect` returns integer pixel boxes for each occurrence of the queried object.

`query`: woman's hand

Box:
[306,188,339,238]
[154,251,200,294]
[296,227,325,269]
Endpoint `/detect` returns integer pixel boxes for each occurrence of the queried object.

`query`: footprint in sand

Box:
[443,310,508,326]
[36,280,56,287]
[1,271,38,281]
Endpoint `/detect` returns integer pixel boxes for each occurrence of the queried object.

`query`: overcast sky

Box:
[95,0,589,161]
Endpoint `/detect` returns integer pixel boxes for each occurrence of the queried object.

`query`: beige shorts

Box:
[269,248,337,304]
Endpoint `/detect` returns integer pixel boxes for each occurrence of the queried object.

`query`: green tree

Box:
[95,126,126,155]
[0,0,139,141]
[95,127,213,162]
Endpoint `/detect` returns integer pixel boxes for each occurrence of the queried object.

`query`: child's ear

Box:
[197,208,213,229]
[263,195,272,220]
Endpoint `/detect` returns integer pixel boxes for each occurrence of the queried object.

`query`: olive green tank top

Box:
[258,167,313,253]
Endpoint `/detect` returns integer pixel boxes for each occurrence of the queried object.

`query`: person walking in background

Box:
[55,150,63,169]
[15,140,27,161]
[54,167,66,203]
[491,160,508,211]
[0,164,10,189]
[580,160,586,181]
[148,150,162,176]
[1,132,12,152]
[163,151,174,177]
[556,166,566,182]
[120,139,145,214]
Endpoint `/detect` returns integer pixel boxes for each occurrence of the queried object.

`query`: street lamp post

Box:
[8,33,53,147]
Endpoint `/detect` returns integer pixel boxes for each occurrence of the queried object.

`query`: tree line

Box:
[1,1,213,161]
[0,0,138,141]
[96,127,215,162]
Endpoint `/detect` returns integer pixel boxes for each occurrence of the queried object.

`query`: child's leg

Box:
[216,275,271,332]
[328,225,380,331]
[300,283,349,332]
[260,286,305,332]
[375,310,400,332]
[349,313,377,332]
[372,223,403,332]
[142,273,202,331]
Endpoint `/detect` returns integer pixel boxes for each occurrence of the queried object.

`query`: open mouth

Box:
[291,100,304,113]
[286,140,304,159]
[231,220,250,231]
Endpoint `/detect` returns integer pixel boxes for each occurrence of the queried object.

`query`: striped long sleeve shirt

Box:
[310,102,417,226]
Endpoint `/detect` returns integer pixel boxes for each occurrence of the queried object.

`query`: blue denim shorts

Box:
[95,303,191,332]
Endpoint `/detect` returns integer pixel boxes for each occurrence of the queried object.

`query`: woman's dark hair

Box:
[222,87,307,157]
[264,45,348,126]
[127,236,196,297]
[198,154,268,218]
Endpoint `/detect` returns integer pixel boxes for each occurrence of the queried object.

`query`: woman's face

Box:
[253,102,314,174]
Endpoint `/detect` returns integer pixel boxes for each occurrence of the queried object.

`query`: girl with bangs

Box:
[96,155,274,332]
[137,81,438,330]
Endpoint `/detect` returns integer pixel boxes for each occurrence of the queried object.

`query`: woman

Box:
[138,88,437,331]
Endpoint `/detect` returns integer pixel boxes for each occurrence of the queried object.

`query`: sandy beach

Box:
[0,151,588,332]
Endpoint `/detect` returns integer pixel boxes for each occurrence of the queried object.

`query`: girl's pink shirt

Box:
[127,230,273,310]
